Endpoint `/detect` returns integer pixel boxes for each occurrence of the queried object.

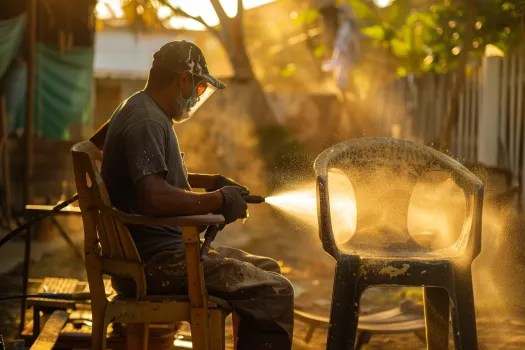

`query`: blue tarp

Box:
[14,44,94,140]
[0,13,94,140]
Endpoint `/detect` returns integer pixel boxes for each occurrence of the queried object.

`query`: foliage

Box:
[297,0,525,77]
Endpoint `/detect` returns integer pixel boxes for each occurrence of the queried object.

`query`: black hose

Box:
[0,295,40,302]
[0,194,79,249]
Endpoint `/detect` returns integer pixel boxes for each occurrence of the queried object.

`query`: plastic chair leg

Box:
[355,330,372,350]
[451,268,478,350]
[326,257,361,350]
[424,286,450,350]
[91,302,108,350]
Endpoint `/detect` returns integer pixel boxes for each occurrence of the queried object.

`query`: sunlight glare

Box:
[167,0,275,29]
[95,0,276,30]
[374,0,394,8]
[96,0,125,19]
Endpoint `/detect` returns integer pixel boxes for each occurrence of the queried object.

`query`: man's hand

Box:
[219,187,249,224]
[208,175,250,194]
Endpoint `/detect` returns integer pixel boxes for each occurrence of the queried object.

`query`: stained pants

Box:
[112,246,294,350]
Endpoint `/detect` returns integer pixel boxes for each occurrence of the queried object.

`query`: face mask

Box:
[173,75,216,122]
[173,76,195,122]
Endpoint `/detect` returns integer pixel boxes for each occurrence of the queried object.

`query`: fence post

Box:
[477,57,502,167]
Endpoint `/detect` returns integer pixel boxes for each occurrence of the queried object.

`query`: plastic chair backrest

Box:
[314,138,484,260]
[71,141,146,299]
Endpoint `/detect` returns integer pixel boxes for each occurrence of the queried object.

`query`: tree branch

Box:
[210,0,230,24]
[237,0,244,25]
[157,0,220,38]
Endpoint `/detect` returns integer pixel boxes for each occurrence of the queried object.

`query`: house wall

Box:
[8,138,77,212]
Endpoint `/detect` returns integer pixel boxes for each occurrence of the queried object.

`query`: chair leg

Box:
[355,331,372,350]
[450,268,478,350]
[209,309,226,350]
[190,307,210,350]
[126,323,149,350]
[326,257,361,350]
[91,303,108,350]
[424,286,450,350]
[232,311,240,350]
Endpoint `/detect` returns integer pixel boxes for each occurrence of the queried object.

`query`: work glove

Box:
[208,175,250,195]
[218,186,249,225]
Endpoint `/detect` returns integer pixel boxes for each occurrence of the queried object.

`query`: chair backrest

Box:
[71,140,146,299]
[314,138,484,260]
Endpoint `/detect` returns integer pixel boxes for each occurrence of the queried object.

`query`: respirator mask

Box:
[177,74,217,121]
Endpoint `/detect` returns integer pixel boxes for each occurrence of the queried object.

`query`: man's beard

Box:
[172,97,191,122]
[173,112,191,123]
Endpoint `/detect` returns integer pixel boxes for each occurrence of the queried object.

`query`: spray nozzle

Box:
[243,195,266,204]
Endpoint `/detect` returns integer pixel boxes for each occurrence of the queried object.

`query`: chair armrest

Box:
[316,175,339,260]
[100,206,225,227]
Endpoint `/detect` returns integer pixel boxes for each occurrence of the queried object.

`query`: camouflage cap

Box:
[152,40,226,89]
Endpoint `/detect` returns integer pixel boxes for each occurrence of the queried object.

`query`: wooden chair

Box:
[71,140,231,350]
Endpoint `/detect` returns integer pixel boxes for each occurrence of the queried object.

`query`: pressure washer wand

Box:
[242,195,266,204]
[200,225,221,259]
[200,194,266,258]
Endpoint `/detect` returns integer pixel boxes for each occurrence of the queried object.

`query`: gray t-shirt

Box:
[101,91,191,261]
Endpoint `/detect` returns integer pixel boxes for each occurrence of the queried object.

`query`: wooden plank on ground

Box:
[30,310,69,350]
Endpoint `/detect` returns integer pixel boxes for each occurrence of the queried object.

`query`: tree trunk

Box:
[440,2,477,152]
[212,7,294,168]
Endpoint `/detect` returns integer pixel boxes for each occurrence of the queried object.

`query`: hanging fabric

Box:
[322,3,360,90]
[0,14,27,79]
[15,43,94,140]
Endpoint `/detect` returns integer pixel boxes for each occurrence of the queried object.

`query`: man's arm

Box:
[137,173,223,216]
[188,173,250,193]
[187,173,218,189]
[121,119,246,222]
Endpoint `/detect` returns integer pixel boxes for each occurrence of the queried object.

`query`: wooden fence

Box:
[374,52,525,204]
[377,53,525,198]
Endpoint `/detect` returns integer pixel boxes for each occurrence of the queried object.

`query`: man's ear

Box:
[179,71,193,97]
[180,71,192,85]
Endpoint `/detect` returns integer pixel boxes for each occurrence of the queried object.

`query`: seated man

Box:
[92,41,294,349]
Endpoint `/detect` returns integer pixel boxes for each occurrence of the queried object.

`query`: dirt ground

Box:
[1,206,525,349]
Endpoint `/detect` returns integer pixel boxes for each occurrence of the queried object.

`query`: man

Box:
[92,41,294,349]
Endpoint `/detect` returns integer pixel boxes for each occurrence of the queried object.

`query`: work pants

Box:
[112,246,294,350]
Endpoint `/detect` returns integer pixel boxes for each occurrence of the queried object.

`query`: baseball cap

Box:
[152,40,226,89]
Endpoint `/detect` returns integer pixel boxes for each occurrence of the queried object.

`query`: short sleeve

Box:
[123,119,168,185]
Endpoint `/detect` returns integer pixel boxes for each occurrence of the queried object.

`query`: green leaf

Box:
[396,66,408,76]
[502,2,516,11]
[280,63,297,77]
[347,0,381,22]
[314,44,326,58]
[405,11,436,28]
[391,38,410,57]
[385,1,401,23]
[293,9,320,25]
[361,25,386,40]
